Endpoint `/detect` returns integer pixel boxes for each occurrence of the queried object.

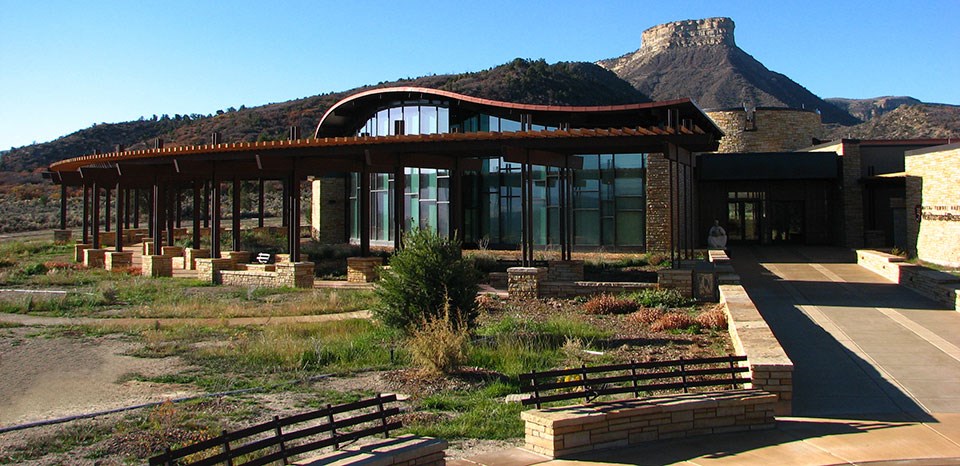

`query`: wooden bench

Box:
[148,394,446,466]
[518,356,777,458]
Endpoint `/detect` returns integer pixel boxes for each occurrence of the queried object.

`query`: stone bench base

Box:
[521,389,776,458]
[293,434,446,466]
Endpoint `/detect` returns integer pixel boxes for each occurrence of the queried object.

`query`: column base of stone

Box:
[507,267,546,300]
[99,234,116,247]
[74,244,92,263]
[277,262,315,288]
[105,251,134,271]
[53,229,72,244]
[142,255,173,278]
[546,260,584,281]
[161,246,185,258]
[658,268,694,298]
[347,257,384,283]
[195,257,236,284]
[83,249,106,268]
[224,250,252,264]
[142,240,155,256]
[184,248,211,270]
[274,253,291,264]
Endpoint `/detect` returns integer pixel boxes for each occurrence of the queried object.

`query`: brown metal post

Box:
[450,161,463,242]
[192,181,201,249]
[203,180,210,228]
[211,179,221,258]
[104,187,111,232]
[291,177,301,262]
[133,188,140,229]
[166,184,174,247]
[393,166,405,251]
[115,182,124,252]
[175,188,182,228]
[257,178,265,228]
[152,181,164,251]
[359,167,370,257]
[232,177,241,252]
[281,179,290,227]
[92,183,101,249]
[82,184,90,244]
[59,183,67,230]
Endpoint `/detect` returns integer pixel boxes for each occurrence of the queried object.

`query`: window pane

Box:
[616,212,644,246]
[575,210,600,246]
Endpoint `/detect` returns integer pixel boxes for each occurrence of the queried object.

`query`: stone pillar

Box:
[195,257,236,284]
[310,176,347,244]
[546,260,584,281]
[160,246,184,258]
[274,253,291,264]
[74,244,92,263]
[104,251,133,271]
[53,230,72,244]
[840,141,864,248]
[276,262,315,288]
[658,268,693,298]
[645,153,672,252]
[224,250,252,264]
[82,248,106,268]
[142,240,155,256]
[347,257,384,283]
[184,248,211,270]
[142,255,173,278]
[508,267,546,300]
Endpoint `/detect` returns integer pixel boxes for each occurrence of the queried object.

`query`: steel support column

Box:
[359,168,370,257]
[192,180,202,249]
[232,177,242,252]
[203,180,210,228]
[82,184,90,244]
[59,183,67,230]
[104,187,111,232]
[393,166,405,251]
[288,176,301,262]
[211,179,221,258]
[115,182,124,252]
[176,188,182,228]
[166,184,175,246]
[450,162,463,243]
[92,183,101,249]
[257,178,265,228]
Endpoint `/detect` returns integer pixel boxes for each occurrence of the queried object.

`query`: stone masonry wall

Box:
[522,389,776,458]
[104,252,133,271]
[347,257,384,283]
[646,154,672,252]
[312,177,347,244]
[707,109,822,153]
[806,141,863,248]
[857,249,960,311]
[507,267,545,300]
[142,255,173,278]
[905,145,960,267]
[196,258,236,284]
[720,284,795,415]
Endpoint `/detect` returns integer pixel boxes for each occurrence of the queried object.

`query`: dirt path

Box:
[0,310,371,328]
[0,328,196,427]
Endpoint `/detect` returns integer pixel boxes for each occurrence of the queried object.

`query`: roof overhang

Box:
[697,152,840,181]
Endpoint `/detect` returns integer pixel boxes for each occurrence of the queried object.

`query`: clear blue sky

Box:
[1,0,958,150]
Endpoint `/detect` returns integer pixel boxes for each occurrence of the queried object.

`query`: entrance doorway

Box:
[727,192,765,242]
[769,201,805,243]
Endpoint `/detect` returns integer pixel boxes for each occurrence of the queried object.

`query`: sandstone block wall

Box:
[906,144,960,267]
[857,249,960,311]
[184,248,210,270]
[646,154,672,252]
[74,244,91,263]
[539,281,657,299]
[546,260,584,281]
[142,255,173,278]
[507,267,546,300]
[292,435,446,466]
[719,284,794,415]
[224,250,252,264]
[277,262,316,288]
[161,246,184,258]
[707,108,822,153]
[311,177,347,244]
[522,389,776,458]
[658,269,693,298]
[83,249,105,268]
[104,252,133,271]
[53,230,72,244]
[347,257,384,283]
[196,258,236,284]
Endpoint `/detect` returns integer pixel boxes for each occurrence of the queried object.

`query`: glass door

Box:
[727,192,765,243]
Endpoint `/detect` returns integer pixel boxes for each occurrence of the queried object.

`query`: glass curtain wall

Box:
[348,101,648,249]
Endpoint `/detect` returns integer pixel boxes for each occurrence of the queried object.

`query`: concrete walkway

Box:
[731,246,960,418]
[456,245,960,465]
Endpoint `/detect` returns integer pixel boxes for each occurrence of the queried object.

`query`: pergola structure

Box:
[47,88,722,267]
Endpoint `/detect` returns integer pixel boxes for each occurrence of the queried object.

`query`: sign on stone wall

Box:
[916,205,960,222]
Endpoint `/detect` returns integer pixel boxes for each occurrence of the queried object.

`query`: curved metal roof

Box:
[315,86,723,139]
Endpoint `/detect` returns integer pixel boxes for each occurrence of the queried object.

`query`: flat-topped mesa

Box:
[641,17,735,52]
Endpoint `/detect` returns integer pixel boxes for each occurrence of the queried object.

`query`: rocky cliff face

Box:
[598,18,859,125]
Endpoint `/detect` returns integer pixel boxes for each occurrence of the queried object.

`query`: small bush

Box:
[646,253,669,267]
[696,306,728,330]
[582,293,636,315]
[374,229,482,332]
[650,312,698,332]
[407,309,469,376]
[627,307,666,325]
[626,288,692,308]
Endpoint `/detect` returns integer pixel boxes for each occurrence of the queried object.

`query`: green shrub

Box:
[374,229,482,332]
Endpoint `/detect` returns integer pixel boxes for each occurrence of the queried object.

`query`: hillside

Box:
[0,59,646,173]
[827,103,960,140]
[826,96,923,122]
[598,17,859,126]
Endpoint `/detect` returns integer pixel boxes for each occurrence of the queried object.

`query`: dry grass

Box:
[582,294,637,315]
[408,309,469,376]
[649,312,698,332]
[695,306,728,330]
[627,307,666,325]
